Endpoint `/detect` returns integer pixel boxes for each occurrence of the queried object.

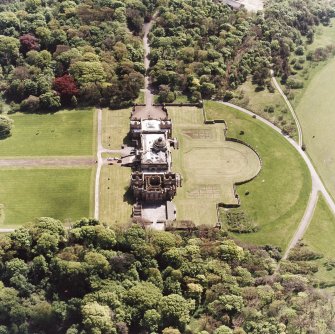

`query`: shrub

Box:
[222,208,258,233]
[0,115,13,139]
[286,77,304,89]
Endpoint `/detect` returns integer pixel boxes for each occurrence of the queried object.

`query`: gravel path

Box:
[0,157,94,167]
[143,13,157,106]
[223,102,335,259]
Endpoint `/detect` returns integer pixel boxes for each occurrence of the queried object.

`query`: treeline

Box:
[0,0,157,112]
[0,217,333,333]
[148,0,335,102]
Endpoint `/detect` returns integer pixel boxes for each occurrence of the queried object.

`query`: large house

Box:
[121,105,181,229]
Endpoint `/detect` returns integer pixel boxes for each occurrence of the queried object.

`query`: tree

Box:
[20,95,40,112]
[214,325,233,334]
[53,75,79,104]
[82,302,114,334]
[70,61,107,85]
[126,282,162,320]
[0,115,13,139]
[0,35,19,66]
[39,91,61,111]
[159,294,195,330]
[142,309,161,332]
[19,34,39,54]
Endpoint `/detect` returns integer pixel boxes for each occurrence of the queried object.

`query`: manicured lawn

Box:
[99,165,132,227]
[102,108,130,149]
[170,107,261,225]
[303,195,335,288]
[0,109,95,156]
[0,168,93,228]
[204,101,311,250]
[231,79,296,137]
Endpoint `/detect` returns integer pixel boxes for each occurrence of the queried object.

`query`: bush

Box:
[288,245,323,261]
[20,95,40,112]
[264,105,274,113]
[222,208,258,233]
[295,46,305,55]
[0,114,13,139]
[286,77,304,89]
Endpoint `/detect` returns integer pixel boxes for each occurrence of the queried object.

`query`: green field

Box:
[102,108,130,149]
[99,165,132,227]
[170,106,261,225]
[0,109,95,157]
[295,58,335,199]
[0,168,93,228]
[303,195,335,288]
[204,101,311,249]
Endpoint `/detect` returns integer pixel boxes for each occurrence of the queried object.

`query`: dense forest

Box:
[0,0,333,110]
[149,0,335,102]
[0,0,158,112]
[0,218,332,334]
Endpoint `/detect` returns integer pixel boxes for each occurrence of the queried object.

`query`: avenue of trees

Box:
[0,218,333,334]
[0,0,159,112]
[148,0,335,102]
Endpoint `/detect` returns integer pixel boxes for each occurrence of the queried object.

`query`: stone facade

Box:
[121,105,181,227]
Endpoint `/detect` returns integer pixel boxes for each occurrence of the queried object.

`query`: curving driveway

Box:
[223,102,335,259]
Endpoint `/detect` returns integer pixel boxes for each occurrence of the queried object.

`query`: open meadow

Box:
[0,168,93,228]
[0,109,95,156]
[204,101,311,249]
[295,59,335,200]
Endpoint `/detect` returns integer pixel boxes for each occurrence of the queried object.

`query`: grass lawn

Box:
[0,109,96,156]
[231,79,296,138]
[204,101,311,250]
[303,195,335,289]
[0,109,95,157]
[170,107,261,225]
[0,168,93,228]
[102,108,130,149]
[99,165,132,227]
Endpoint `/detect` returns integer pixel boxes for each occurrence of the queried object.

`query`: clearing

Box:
[0,109,95,157]
[0,168,93,228]
[205,101,311,250]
